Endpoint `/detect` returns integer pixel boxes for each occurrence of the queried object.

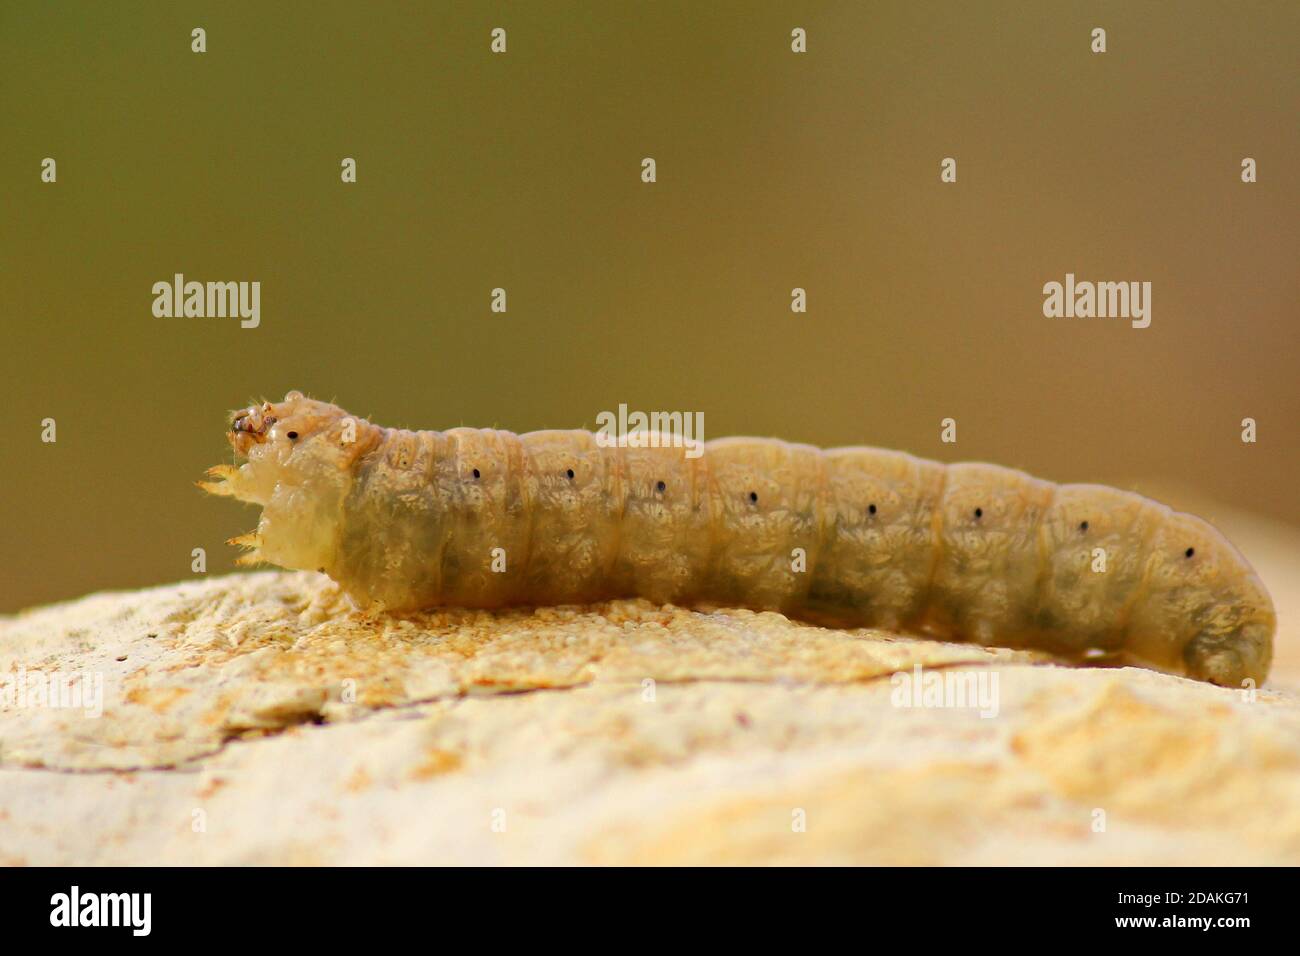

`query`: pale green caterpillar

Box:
[201,391,1275,687]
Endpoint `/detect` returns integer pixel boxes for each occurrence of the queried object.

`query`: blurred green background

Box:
[2,1,1296,612]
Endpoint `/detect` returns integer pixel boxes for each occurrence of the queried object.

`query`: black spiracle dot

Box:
[1185,547,1195,558]
[868,503,877,515]
[566,469,575,480]
[749,491,758,504]
[287,431,299,441]
[974,507,983,519]
[472,468,481,479]
[656,480,666,493]
[1079,520,1088,532]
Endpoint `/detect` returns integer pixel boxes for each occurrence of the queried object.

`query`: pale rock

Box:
[1,569,1298,865]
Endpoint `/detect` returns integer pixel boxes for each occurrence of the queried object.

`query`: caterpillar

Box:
[201,391,1275,687]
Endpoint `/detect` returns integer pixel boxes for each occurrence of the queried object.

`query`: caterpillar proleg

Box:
[202,391,1275,687]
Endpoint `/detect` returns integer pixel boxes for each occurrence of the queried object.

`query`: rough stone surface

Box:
[3,556,1299,865]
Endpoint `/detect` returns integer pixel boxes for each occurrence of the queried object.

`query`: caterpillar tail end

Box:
[1184,623,1273,689]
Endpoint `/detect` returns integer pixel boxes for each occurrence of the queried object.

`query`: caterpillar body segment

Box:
[204,392,1275,687]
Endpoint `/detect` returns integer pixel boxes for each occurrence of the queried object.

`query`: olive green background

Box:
[2,2,1296,612]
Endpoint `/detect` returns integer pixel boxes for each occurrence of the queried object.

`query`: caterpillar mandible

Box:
[201,391,1275,687]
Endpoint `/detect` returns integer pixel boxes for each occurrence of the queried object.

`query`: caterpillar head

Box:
[201,390,381,572]
[227,390,352,459]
